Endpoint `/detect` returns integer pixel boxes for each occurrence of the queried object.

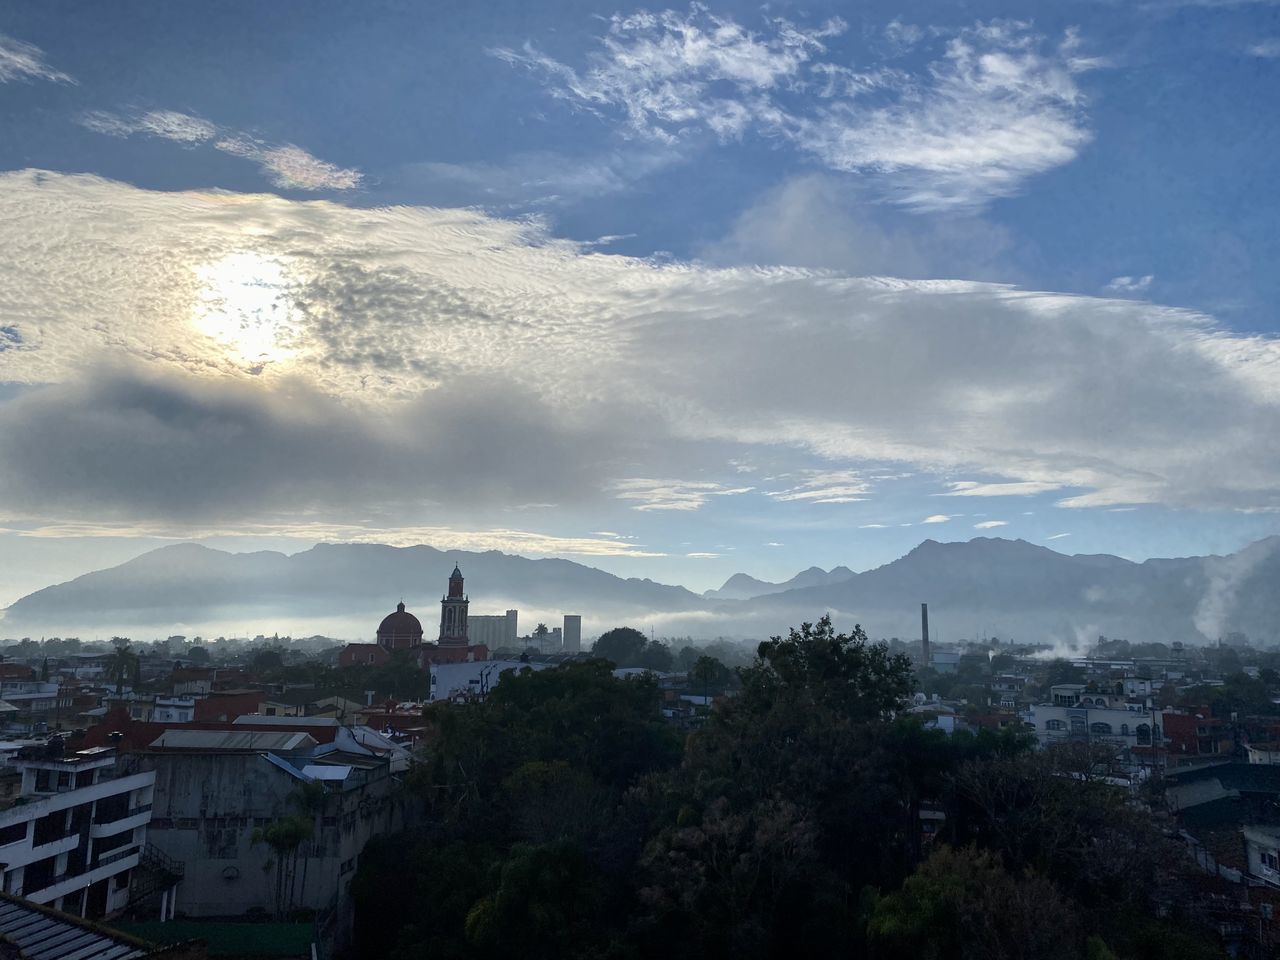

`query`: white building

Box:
[428,659,550,702]
[468,610,519,649]
[1025,687,1163,752]
[0,745,156,918]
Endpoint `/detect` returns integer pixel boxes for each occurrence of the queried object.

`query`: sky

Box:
[0,0,1278,608]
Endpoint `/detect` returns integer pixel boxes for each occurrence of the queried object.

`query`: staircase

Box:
[127,842,184,909]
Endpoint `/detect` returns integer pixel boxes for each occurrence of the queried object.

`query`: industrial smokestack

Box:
[921,603,930,664]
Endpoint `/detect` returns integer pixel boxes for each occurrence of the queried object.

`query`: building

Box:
[138,724,408,931]
[375,602,424,651]
[0,743,156,918]
[469,610,519,650]
[428,660,550,702]
[1025,690,1163,755]
[338,565,490,669]
[563,615,582,654]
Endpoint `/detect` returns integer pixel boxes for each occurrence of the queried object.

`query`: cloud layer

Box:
[2,171,1280,533]
[495,12,1098,208]
[79,109,362,190]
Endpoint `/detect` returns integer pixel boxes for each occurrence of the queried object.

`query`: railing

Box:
[93,845,140,869]
[140,841,184,879]
[94,803,151,825]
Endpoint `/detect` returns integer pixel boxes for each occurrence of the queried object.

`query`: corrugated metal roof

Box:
[148,729,317,751]
[301,764,352,780]
[0,897,151,959]
[233,715,339,727]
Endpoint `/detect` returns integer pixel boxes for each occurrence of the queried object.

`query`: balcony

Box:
[28,831,78,859]
[22,848,140,904]
[89,805,152,839]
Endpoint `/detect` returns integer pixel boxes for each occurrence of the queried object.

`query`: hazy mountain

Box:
[4,537,1280,646]
[703,565,856,600]
[744,537,1280,647]
[0,542,704,640]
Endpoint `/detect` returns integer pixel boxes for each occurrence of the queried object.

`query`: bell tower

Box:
[439,564,469,646]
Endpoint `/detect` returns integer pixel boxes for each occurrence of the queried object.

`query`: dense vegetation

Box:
[352,616,1219,960]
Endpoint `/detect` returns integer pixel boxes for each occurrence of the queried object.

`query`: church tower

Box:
[439,564,469,646]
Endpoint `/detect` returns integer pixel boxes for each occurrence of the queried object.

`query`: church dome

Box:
[377,601,424,649]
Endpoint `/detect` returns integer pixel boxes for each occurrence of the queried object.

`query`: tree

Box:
[592,627,648,667]
[691,655,731,701]
[637,640,674,672]
[187,646,211,664]
[252,814,314,920]
[867,845,1082,960]
[251,648,285,672]
[105,640,140,695]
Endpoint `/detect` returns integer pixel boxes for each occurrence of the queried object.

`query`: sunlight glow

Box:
[192,252,299,365]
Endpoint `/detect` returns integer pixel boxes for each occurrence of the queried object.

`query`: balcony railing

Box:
[94,803,151,826]
[93,845,139,869]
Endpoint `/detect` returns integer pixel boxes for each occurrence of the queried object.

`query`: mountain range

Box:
[3,537,1279,646]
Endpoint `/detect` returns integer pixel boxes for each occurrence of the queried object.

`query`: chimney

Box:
[921,603,930,664]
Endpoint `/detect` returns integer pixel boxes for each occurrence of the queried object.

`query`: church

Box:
[338,565,491,669]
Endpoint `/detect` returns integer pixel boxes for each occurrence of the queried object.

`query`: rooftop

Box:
[148,730,317,752]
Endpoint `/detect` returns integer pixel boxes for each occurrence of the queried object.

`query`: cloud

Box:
[4,171,1280,528]
[1106,274,1155,294]
[859,524,890,529]
[702,173,1018,278]
[79,110,361,191]
[0,517,666,559]
[215,138,363,191]
[613,479,754,511]
[1247,40,1280,57]
[496,12,1098,208]
[944,480,1067,497]
[686,551,722,558]
[0,365,620,523]
[1045,532,1071,540]
[0,33,73,84]
[921,514,951,523]
[766,469,869,504]
[974,520,1009,529]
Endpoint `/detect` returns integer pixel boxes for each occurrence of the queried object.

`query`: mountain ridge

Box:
[4,537,1279,645]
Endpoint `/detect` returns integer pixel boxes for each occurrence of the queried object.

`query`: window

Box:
[0,822,26,847]
[1090,722,1113,736]
[1121,724,1129,736]
[1136,724,1151,745]
[1070,718,1086,735]
[1045,719,1065,731]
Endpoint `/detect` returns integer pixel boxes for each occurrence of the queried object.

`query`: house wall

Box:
[142,751,408,918]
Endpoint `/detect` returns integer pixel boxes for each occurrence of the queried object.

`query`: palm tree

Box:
[105,640,141,695]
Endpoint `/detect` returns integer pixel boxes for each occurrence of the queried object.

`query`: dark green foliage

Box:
[591,626,648,666]
[354,615,1224,960]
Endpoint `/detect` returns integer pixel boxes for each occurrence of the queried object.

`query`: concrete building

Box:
[1025,697,1164,753]
[0,745,156,918]
[469,610,519,650]
[563,615,582,654]
[138,724,408,929]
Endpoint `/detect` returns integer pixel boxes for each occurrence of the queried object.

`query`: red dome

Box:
[377,602,423,650]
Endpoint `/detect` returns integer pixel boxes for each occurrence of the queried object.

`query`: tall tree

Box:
[105,639,140,695]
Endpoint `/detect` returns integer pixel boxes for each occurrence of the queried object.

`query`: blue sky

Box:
[0,0,1278,608]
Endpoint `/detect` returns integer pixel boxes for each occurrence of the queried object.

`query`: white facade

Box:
[428,659,549,701]
[0,747,155,918]
[468,610,519,649]
[1025,701,1163,751]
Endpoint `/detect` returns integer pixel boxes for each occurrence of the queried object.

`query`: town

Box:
[0,566,1274,957]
